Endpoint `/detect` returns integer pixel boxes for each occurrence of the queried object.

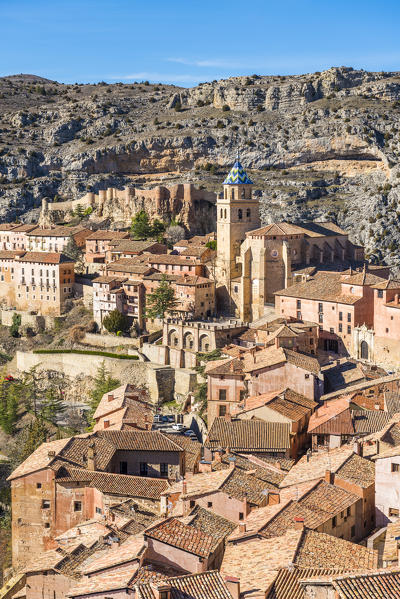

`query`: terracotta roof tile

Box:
[86,230,129,241]
[280,446,355,488]
[182,505,236,544]
[68,563,137,596]
[275,272,361,304]
[332,569,400,598]
[266,567,347,599]
[145,517,216,557]
[18,252,75,264]
[82,534,144,574]
[295,529,377,569]
[136,570,233,599]
[206,418,291,452]
[308,398,352,433]
[8,437,71,480]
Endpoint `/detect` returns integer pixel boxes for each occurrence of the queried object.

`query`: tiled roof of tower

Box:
[136,570,234,599]
[205,418,291,452]
[295,529,377,570]
[332,570,400,598]
[144,517,216,557]
[248,223,308,237]
[7,437,72,480]
[223,159,253,184]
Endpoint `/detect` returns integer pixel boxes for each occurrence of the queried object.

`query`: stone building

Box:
[214,157,364,321]
[26,226,91,253]
[84,230,130,264]
[0,251,75,316]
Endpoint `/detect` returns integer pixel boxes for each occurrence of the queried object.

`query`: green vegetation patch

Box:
[33,349,138,360]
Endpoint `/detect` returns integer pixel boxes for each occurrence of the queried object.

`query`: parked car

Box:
[165,415,175,423]
[184,429,196,437]
[153,415,163,424]
[172,423,186,431]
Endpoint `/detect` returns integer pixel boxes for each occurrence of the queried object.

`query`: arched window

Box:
[220,208,223,219]
[231,189,235,199]
[224,209,227,219]
[238,209,243,220]
[241,189,245,198]
[246,208,251,218]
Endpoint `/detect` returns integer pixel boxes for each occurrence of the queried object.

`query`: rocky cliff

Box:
[1,68,400,267]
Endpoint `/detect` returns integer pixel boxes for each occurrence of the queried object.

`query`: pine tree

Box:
[102,309,128,334]
[87,362,120,429]
[4,386,18,435]
[74,204,84,218]
[130,210,152,239]
[146,274,178,319]
[19,419,49,463]
[40,387,66,425]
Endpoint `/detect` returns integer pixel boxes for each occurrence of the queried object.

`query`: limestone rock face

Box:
[2,68,400,266]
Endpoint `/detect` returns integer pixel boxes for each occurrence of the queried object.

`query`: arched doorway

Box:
[199,334,210,352]
[360,340,369,360]
[183,331,194,350]
[168,329,179,348]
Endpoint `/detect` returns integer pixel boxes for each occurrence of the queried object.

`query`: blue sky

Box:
[1,0,400,86]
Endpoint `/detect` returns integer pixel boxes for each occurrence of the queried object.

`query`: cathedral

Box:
[215,157,365,322]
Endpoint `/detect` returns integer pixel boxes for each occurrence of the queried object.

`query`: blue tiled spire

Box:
[223,151,253,185]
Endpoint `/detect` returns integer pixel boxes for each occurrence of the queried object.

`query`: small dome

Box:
[223,159,253,185]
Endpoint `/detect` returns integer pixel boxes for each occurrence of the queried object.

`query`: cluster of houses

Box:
[3,157,400,597]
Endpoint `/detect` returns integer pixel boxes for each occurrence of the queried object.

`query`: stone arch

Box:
[360,340,369,360]
[199,333,211,352]
[183,331,194,350]
[168,329,179,347]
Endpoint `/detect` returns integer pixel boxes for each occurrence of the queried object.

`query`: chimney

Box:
[243,492,250,516]
[108,394,114,402]
[294,516,305,530]
[77,527,81,535]
[199,460,212,473]
[151,584,171,599]
[214,449,223,463]
[48,450,56,462]
[182,480,187,495]
[239,523,246,534]
[353,440,361,456]
[87,442,96,471]
[267,490,280,505]
[224,576,240,599]
[325,469,333,484]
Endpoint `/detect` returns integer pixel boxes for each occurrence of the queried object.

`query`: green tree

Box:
[40,387,66,425]
[130,210,152,239]
[102,309,129,334]
[206,240,217,251]
[146,274,178,320]
[88,362,120,428]
[74,204,84,218]
[64,237,83,262]
[0,375,18,435]
[18,366,40,415]
[152,219,165,239]
[19,418,49,463]
[10,313,21,338]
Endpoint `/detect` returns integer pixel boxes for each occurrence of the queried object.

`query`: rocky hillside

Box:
[1,67,400,267]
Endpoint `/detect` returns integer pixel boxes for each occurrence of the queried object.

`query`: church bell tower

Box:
[215,153,260,313]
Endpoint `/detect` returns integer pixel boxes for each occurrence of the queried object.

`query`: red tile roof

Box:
[145,517,216,557]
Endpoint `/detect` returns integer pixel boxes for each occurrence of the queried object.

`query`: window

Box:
[318,314,323,323]
[318,303,323,313]
[190,500,195,508]
[297,300,301,309]
[103,420,110,429]
[160,463,168,477]
[305,374,310,379]
[238,209,243,220]
[347,325,351,334]
[74,501,82,512]
[378,289,383,298]
[330,328,334,334]
[339,323,343,333]
[42,500,50,509]
[339,312,343,321]
[347,507,351,517]
[351,525,356,537]
[332,516,337,528]
[219,389,227,401]
[238,512,244,520]
[96,507,102,514]
[297,311,302,320]
[44,523,50,529]
[347,313,351,322]
[219,405,227,417]
[37,483,42,489]
[246,208,251,218]
[386,328,389,333]
[239,390,246,401]
[207,501,213,508]
[392,463,400,473]
[140,462,148,476]
[389,507,400,517]
[119,461,128,475]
